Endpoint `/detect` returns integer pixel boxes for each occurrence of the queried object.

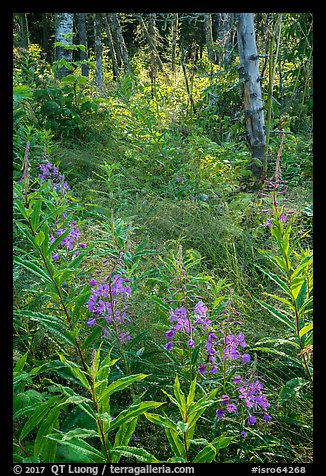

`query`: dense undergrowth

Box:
[13,43,313,464]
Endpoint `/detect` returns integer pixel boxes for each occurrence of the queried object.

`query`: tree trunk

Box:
[204,14,216,64]
[237,13,266,177]
[76,13,89,77]
[217,13,233,66]
[107,14,122,68]
[136,13,164,72]
[149,13,157,98]
[93,13,103,90]
[55,13,74,78]
[110,13,130,74]
[18,13,29,49]
[41,14,51,62]
[103,14,120,81]
[171,13,179,76]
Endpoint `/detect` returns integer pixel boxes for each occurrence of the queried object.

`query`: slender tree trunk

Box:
[204,14,216,64]
[171,13,179,76]
[103,14,120,81]
[217,13,233,66]
[110,13,130,74]
[41,14,51,62]
[136,13,164,72]
[76,13,89,77]
[149,13,157,98]
[55,13,74,78]
[107,14,122,68]
[93,13,103,90]
[237,13,266,177]
[18,13,29,49]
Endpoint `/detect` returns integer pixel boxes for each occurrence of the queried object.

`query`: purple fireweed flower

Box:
[119,332,131,344]
[266,218,272,229]
[241,430,247,438]
[198,364,207,375]
[242,353,251,363]
[165,341,173,351]
[226,403,238,413]
[187,338,195,348]
[78,243,87,249]
[194,301,208,317]
[86,272,133,343]
[247,415,256,426]
[216,409,225,418]
[51,253,59,261]
[166,329,177,340]
[87,317,96,326]
[221,395,230,404]
[264,413,272,422]
[280,214,289,224]
[210,365,218,374]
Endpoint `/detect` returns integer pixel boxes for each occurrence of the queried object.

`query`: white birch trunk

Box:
[55,13,74,78]
[237,13,266,175]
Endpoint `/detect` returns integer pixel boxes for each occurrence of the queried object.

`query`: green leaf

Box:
[49,229,70,253]
[186,378,197,406]
[164,428,186,458]
[279,378,308,403]
[256,265,291,296]
[14,352,29,373]
[112,418,138,463]
[14,310,75,347]
[211,435,233,451]
[98,374,148,401]
[144,412,176,431]
[20,395,62,441]
[34,231,45,247]
[109,401,164,432]
[299,323,313,338]
[193,443,216,463]
[34,408,60,457]
[47,434,106,463]
[255,300,296,331]
[110,446,159,463]
[61,428,99,441]
[13,256,53,285]
[58,355,91,390]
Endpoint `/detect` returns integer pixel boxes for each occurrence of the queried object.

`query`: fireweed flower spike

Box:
[86,274,132,343]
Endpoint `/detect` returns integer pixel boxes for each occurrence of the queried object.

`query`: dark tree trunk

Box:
[217,13,233,66]
[237,13,266,177]
[93,13,103,90]
[149,13,157,98]
[204,13,217,64]
[41,14,51,62]
[107,14,122,68]
[103,14,120,81]
[136,13,164,72]
[171,13,179,76]
[76,13,89,77]
[18,13,29,49]
[110,13,130,74]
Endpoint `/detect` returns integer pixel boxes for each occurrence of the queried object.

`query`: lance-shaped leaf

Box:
[111,418,138,463]
[46,433,106,463]
[98,373,149,401]
[19,395,62,441]
[110,446,160,463]
[13,256,53,285]
[109,401,164,432]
